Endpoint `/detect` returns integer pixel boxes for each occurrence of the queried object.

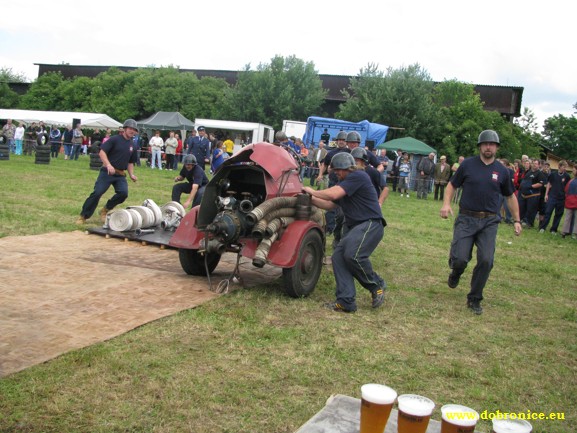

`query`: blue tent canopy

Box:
[302,116,389,148]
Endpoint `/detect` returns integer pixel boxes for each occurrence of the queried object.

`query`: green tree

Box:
[222,55,326,130]
[0,67,29,83]
[338,63,437,142]
[0,67,27,108]
[542,114,577,160]
[19,72,66,110]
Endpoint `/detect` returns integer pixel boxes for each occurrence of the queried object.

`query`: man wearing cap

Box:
[187,126,211,171]
[440,130,522,315]
[433,155,451,200]
[76,119,139,224]
[172,154,209,209]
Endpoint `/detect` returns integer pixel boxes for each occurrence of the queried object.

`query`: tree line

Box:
[1,57,576,162]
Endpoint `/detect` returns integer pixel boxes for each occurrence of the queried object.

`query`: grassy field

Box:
[0,154,576,433]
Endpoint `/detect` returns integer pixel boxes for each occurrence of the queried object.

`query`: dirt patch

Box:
[0,231,281,377]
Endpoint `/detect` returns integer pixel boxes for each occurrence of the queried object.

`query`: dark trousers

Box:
[434,183,446,201]
[518,194,540,227]
[165,154,175,170]
[332,219,385,311]
[172,183,206,207]
[50,142,60,158]
[417,175,432,199]
[449,214,499,302]
[80,170,129,218]
[539,198,565,232]
[391,170,399,192]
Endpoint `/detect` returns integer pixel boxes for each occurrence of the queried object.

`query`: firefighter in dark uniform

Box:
[315,130,349,237]
[77,119,139,224]
[440,130,522,315]
[304,152,386,313]
[172,154,209,208]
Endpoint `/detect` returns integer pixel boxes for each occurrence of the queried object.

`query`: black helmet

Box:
[477,130,500,145]
[123,119,138,131]
[350,147,368,162]
[346,131,361,143]
[183,154,197,165]
[336,131,348,141]
[330,152,356,170]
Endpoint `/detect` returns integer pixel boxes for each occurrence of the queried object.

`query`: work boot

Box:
[324,301,355,313]
[371,288,385,308]
[99,207,109,223]
[447,270,460,288]
[467,300,483,315]
[76,216,86,225]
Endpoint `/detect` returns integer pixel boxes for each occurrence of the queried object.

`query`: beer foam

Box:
[492,418,533,433]
[441,404,479,427]
[361,384,397,404]
[397,394,435,416]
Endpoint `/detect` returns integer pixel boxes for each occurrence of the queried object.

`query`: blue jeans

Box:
[80,169,129,218]
[71,144,81,160]
[331,219,385,311]
[449,214,499,302]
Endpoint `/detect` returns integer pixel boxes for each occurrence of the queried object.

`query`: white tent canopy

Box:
[0,109,122,129]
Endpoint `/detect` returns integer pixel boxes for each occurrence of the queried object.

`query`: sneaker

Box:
[99,207,109,223]
[371,288,385,308]
[539,229,545,233]
[406,194,409,198]
[448,271,460,288]
[550,231,557,236]
[324,301,355,313]
[572,234,577,240]
[75,216,86,225]
[467,300,483,315]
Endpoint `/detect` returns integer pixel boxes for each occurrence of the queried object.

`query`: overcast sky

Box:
[1,0,575,129]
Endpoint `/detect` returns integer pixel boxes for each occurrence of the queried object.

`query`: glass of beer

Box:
[440,404,479,433]
[492,418,532,433]
[360,383,398,433]
[397,394,435,433]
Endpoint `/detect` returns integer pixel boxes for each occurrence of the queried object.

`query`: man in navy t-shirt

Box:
[77,119,139,225]
[303,153,386,313]
[440,130,522,315]
[539,160,571,234]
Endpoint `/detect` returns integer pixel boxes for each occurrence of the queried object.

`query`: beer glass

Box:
[492,418,532,433]
[397,394,435,433]
[360,383,398,433]
[440,404,479,433]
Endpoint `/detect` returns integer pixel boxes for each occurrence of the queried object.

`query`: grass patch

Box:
[0,155,576,432]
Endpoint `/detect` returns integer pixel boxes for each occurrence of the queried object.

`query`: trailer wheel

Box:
[179,249,220,276]
[282,230,323,298]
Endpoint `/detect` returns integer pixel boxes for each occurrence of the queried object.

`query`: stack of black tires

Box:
[0,136,9,160]
[89,141,103,170]
[34,133,51,164]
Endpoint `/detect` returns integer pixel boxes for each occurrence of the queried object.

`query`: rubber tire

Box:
[282,230,323,298]
[37,133,49,146]
[0,144,9,160]
[90,153,103,170]
[179,249,221,276]
[90,141,101,154]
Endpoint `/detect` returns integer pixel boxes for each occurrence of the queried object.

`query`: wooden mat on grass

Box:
[0,231,281,377]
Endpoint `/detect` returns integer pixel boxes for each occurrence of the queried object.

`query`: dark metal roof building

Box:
[35,63,523,120]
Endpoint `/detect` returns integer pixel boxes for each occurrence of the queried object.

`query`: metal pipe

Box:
[135,228,155,235]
